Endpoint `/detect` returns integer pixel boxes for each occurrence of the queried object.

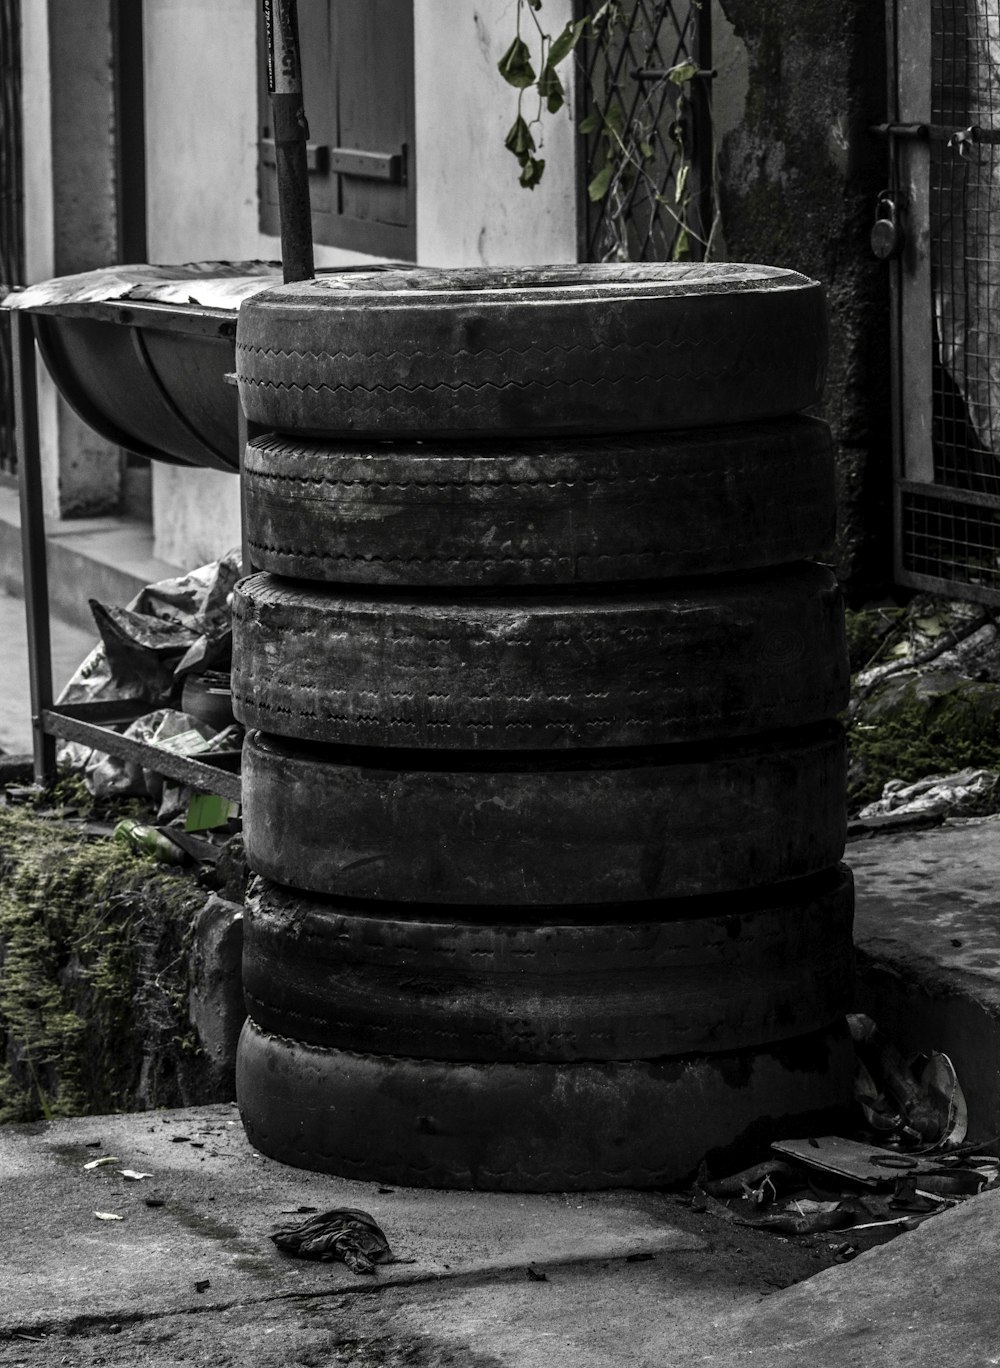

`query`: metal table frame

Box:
[9,304,252,803]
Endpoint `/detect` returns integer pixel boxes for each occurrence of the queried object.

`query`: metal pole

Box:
[694,0,714,258]
[262,0,315,283]
[10,310,57,785]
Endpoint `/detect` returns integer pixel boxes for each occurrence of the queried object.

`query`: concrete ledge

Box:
[0,483,180,632]
[851,817,1000,1139]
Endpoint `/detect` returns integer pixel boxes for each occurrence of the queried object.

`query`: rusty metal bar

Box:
[40,706,242,802]
[262,0,314,283]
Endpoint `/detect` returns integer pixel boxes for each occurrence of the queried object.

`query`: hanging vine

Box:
[498,0,718,262]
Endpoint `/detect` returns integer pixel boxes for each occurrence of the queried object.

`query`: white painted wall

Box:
[151,464,244,571]
[414,0,578,266]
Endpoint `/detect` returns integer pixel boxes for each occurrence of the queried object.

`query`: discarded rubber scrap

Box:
[848,1013,967,1147]
[693,1016,999,1248]
[270,1207,412,1275]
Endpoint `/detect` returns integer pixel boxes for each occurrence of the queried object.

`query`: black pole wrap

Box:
[263,0,315,282]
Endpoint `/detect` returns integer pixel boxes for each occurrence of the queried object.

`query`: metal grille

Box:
[0,0,24,477]
[575,0,712,263]
[902,488,1000,597]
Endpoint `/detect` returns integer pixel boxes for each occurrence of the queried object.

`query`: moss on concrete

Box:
[0,800,205,1122]
[847,671,1000,810]
[844,603,908,673]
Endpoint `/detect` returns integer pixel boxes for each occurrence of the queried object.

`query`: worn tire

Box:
[232,564,849,750]
[235,263,828,439]
[236,1019,855,1191]
[242,417,836,585]
[241,726,847,904]
[242,868,854,1062]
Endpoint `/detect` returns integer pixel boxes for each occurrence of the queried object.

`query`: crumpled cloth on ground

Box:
[270,1208,398,1275]
[858,767,1000,820]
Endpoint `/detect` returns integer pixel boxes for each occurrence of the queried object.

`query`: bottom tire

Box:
[236,1018,855,1191]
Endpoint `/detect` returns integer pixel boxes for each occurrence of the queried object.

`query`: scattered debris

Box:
[770,1137,942,1188]
[694,1014,997,1255]
[270,1207,411,1275]
[526,1266,548,1282]
[94,1211,124,1222]
[701,1158,800,1202]
[83,1156,120,1170]
[848,1014,967,1147]
[118,1170,153,1181]
[194,1279,211,1294]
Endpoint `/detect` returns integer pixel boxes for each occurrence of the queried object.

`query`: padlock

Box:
[871,190,904,260]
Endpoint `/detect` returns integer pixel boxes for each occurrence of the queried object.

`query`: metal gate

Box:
[575,0,713,263]
[0,0,23,478]
[892,0,1000,601]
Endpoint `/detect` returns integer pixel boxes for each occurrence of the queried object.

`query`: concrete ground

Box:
[2,1099,999,1367]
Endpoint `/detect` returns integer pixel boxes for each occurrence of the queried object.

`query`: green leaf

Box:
[549,18,588,67]
[667,60,699,86]
[504,114,536,160]
[578,110,601,135]
[498,36,536,88]
[590,1,614,29]
[675,162,689,202]
[639,139,654,159]
[604,101,625,138]
[519,155,546,189]
[587,161,614,201]
[538,63,565,114]
[672,226,692,261]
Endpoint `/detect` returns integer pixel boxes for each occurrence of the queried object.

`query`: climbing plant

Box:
[498,0,717,262]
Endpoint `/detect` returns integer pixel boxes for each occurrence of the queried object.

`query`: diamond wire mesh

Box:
[576,0,711,262]
[0,0,23,477]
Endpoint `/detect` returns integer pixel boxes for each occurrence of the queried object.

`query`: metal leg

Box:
[237,393,253,577]
[236,388,267,577]
[11,311,57,786]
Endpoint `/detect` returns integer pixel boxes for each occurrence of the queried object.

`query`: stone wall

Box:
[717,0,891,600]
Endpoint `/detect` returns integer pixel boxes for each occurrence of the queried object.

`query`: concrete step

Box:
[0,482,180,634]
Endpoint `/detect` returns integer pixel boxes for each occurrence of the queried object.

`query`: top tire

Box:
[236,263,828,439]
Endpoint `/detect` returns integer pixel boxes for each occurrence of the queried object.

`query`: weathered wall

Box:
[716,0,891,600]
[18,0,122,518]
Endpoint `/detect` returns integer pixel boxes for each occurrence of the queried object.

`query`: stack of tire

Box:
[232,263,855,1191]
